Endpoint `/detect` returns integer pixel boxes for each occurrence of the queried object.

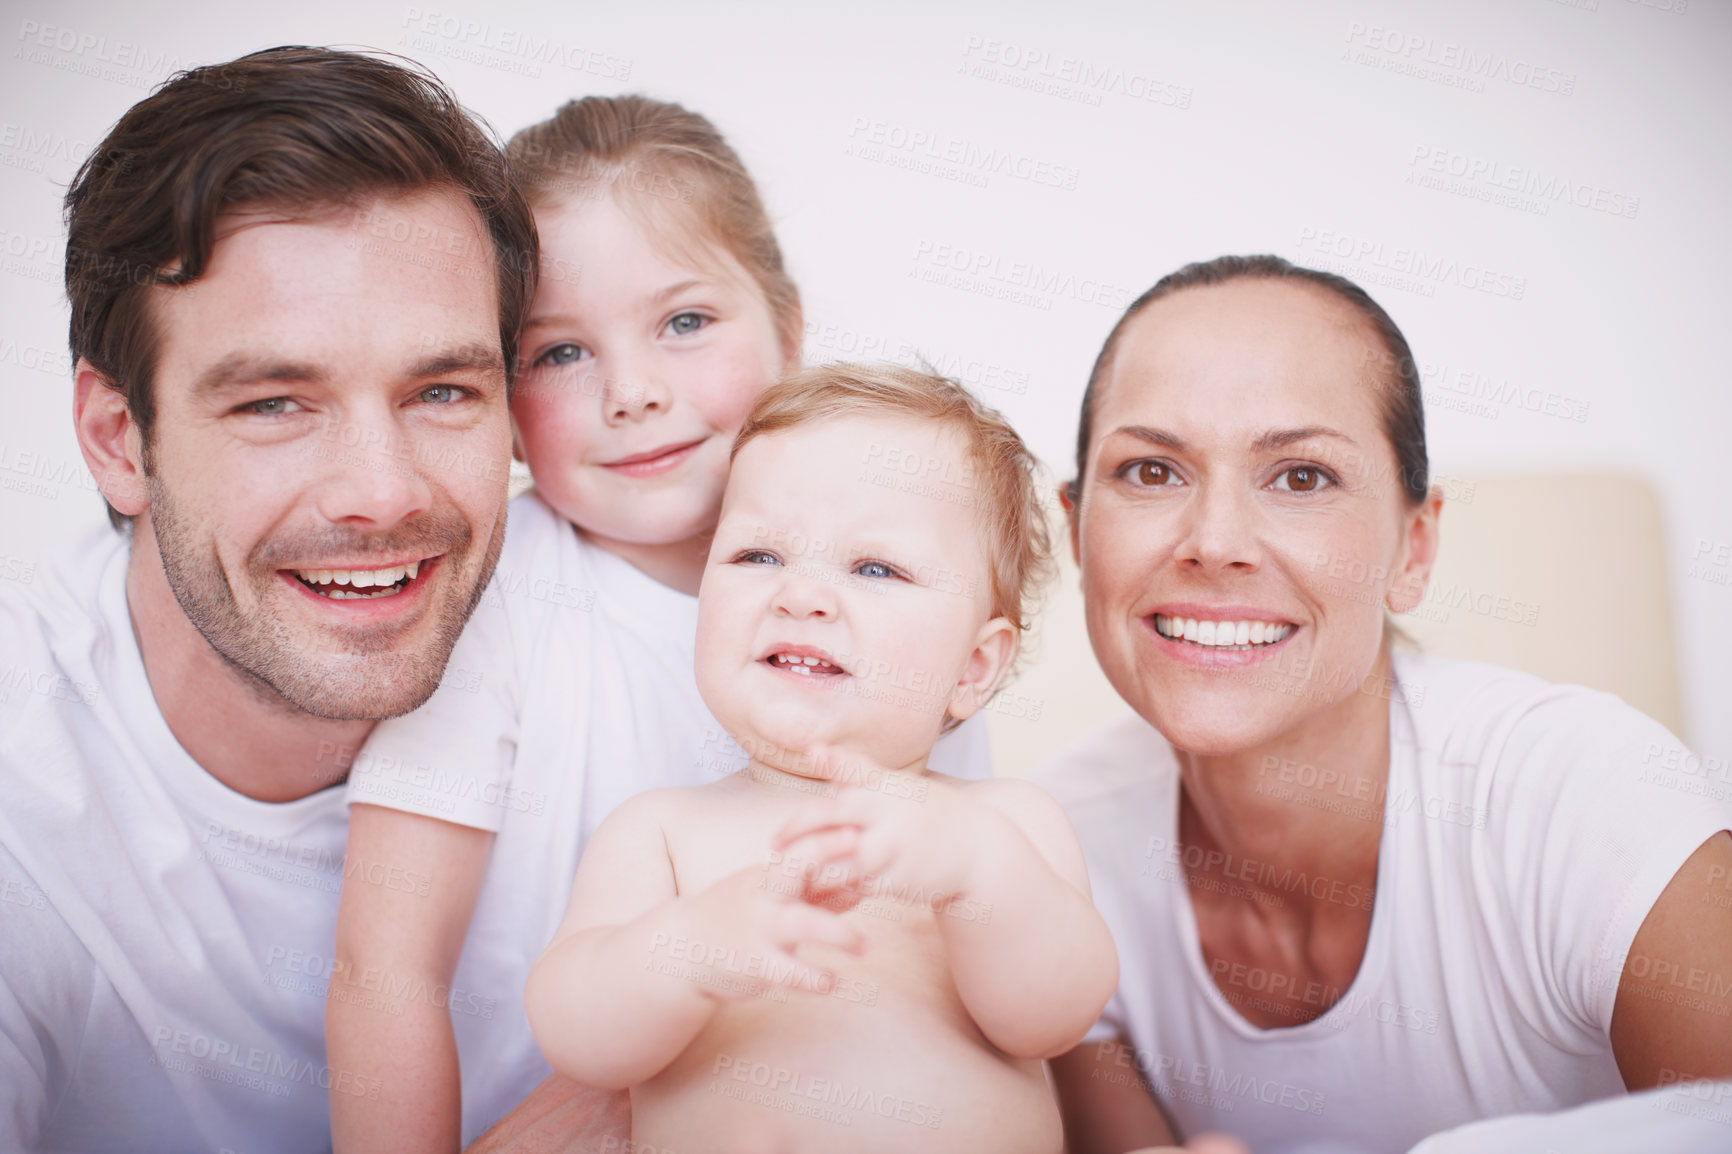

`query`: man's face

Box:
[140,190,511,720]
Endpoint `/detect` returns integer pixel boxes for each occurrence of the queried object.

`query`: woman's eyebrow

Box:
[1110,424,1189,450]
[1251,425,1357,452]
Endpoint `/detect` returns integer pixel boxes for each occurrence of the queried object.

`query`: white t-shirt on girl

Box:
[1041,653,1732,1154]
[347,490,992,1143]
[0,529,351,1154]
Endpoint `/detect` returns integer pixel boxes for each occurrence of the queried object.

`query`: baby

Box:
[525,364,1119,1152]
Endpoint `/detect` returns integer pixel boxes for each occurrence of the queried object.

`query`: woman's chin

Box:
[1143,692,1297,758]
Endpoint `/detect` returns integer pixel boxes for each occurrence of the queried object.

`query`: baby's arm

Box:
[329,805,492,1154]
[525,792,863,1090]
[778,775,1119,1060]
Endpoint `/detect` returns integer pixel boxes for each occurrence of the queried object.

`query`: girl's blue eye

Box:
[418,385,460,404]
[738,550,780,566]
[854,560,897,579]
[665,312,707,337]
[535,342,588,367]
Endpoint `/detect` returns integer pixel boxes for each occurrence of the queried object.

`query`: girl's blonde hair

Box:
[733,363,1055,644]
[506,95,802,358]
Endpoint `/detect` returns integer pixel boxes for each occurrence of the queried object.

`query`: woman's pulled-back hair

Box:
[1070,254,1429,508]
[506,95,802,359]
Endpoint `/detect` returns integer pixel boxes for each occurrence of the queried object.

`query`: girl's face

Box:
[1073,278,1440,757]
[512,194,791,560]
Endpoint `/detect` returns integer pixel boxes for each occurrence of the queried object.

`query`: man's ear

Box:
[73,358,148,517]
[1058,482,1081,566]
[1386,485,1443,614]
[948,615,1019,722]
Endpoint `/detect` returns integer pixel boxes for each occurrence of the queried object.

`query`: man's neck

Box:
[126,534,374,804]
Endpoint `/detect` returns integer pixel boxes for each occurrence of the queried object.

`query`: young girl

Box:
[325,99,991,1150]
[524,363,1118,1152]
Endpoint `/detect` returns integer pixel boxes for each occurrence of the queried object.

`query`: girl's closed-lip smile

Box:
[600,437,706,477]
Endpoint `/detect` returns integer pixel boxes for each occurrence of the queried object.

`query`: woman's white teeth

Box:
[1155,614,1291,649]
[294,560,421,597]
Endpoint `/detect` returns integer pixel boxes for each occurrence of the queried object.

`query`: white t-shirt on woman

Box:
[347,491,993,1143]
[1041,653,1732,1154]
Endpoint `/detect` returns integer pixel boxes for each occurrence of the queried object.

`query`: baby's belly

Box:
[630,923,1063,1153]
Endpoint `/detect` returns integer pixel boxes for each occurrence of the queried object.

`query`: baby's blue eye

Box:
[737,550,781,566]
[665,312,707,337]
[854,560,897,579]
[535,342,588,367]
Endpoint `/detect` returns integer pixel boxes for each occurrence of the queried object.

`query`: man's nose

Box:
[310,410,434,530]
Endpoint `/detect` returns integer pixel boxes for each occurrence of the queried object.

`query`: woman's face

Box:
[1073,278,1439,756]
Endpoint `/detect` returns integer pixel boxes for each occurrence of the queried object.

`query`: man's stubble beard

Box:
[145,472,506,722]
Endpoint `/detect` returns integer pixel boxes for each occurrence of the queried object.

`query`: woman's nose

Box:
[1173,483,1261,573]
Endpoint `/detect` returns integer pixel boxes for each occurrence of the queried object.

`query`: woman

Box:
[1042,255,1732,1154]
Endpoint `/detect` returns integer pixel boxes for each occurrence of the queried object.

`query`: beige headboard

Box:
[988,473,1684,778]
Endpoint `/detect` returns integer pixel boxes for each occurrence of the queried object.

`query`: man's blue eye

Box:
[536,342,588,367]
[666,312,706,337]
[419,385,459,404]
[855,561,896,579]
[246,397,299,415]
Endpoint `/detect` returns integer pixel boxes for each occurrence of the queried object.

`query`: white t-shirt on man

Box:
[1041,653,1732,1154]
[0,528,352,1154]
[347,491,992,1144]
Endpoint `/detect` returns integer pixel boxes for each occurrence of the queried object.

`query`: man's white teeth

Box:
[1154,614,1292,649]
[294,560,420,596]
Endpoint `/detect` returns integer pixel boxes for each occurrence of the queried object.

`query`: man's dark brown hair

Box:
[63,46,539,527]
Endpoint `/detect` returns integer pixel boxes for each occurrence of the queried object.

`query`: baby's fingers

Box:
[773,826,860,877]
[771,900,866,958]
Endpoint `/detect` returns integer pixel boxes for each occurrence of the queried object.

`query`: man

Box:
[0,46,560,1152]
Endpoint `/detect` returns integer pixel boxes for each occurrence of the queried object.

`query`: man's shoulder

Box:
[0,528,125,709]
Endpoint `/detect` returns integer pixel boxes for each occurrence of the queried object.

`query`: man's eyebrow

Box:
[409,343,506,379]
[192,353,327,397]
[191,344,505,399]
[1251,425,1357,452]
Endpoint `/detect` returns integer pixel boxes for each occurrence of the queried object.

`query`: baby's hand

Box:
[671,857,866,1002]
[772,758,990,917]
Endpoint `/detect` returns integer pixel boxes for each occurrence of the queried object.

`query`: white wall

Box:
[3,0,1727,759]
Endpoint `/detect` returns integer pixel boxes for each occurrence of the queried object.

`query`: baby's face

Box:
[696,413,1009,774]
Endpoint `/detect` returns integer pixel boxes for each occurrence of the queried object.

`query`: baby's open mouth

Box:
[765,651,846,678]
[292,560,421,600]
[1153,614,1293,651]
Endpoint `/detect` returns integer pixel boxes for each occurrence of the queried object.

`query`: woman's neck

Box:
[1174,647,1398,906]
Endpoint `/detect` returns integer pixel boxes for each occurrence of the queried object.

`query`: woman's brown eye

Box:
[1134,461,1171,486]
[1285,467,1318,492]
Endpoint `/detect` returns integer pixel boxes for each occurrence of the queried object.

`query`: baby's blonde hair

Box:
[733,363,1055,644]
[506,95,802,358]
